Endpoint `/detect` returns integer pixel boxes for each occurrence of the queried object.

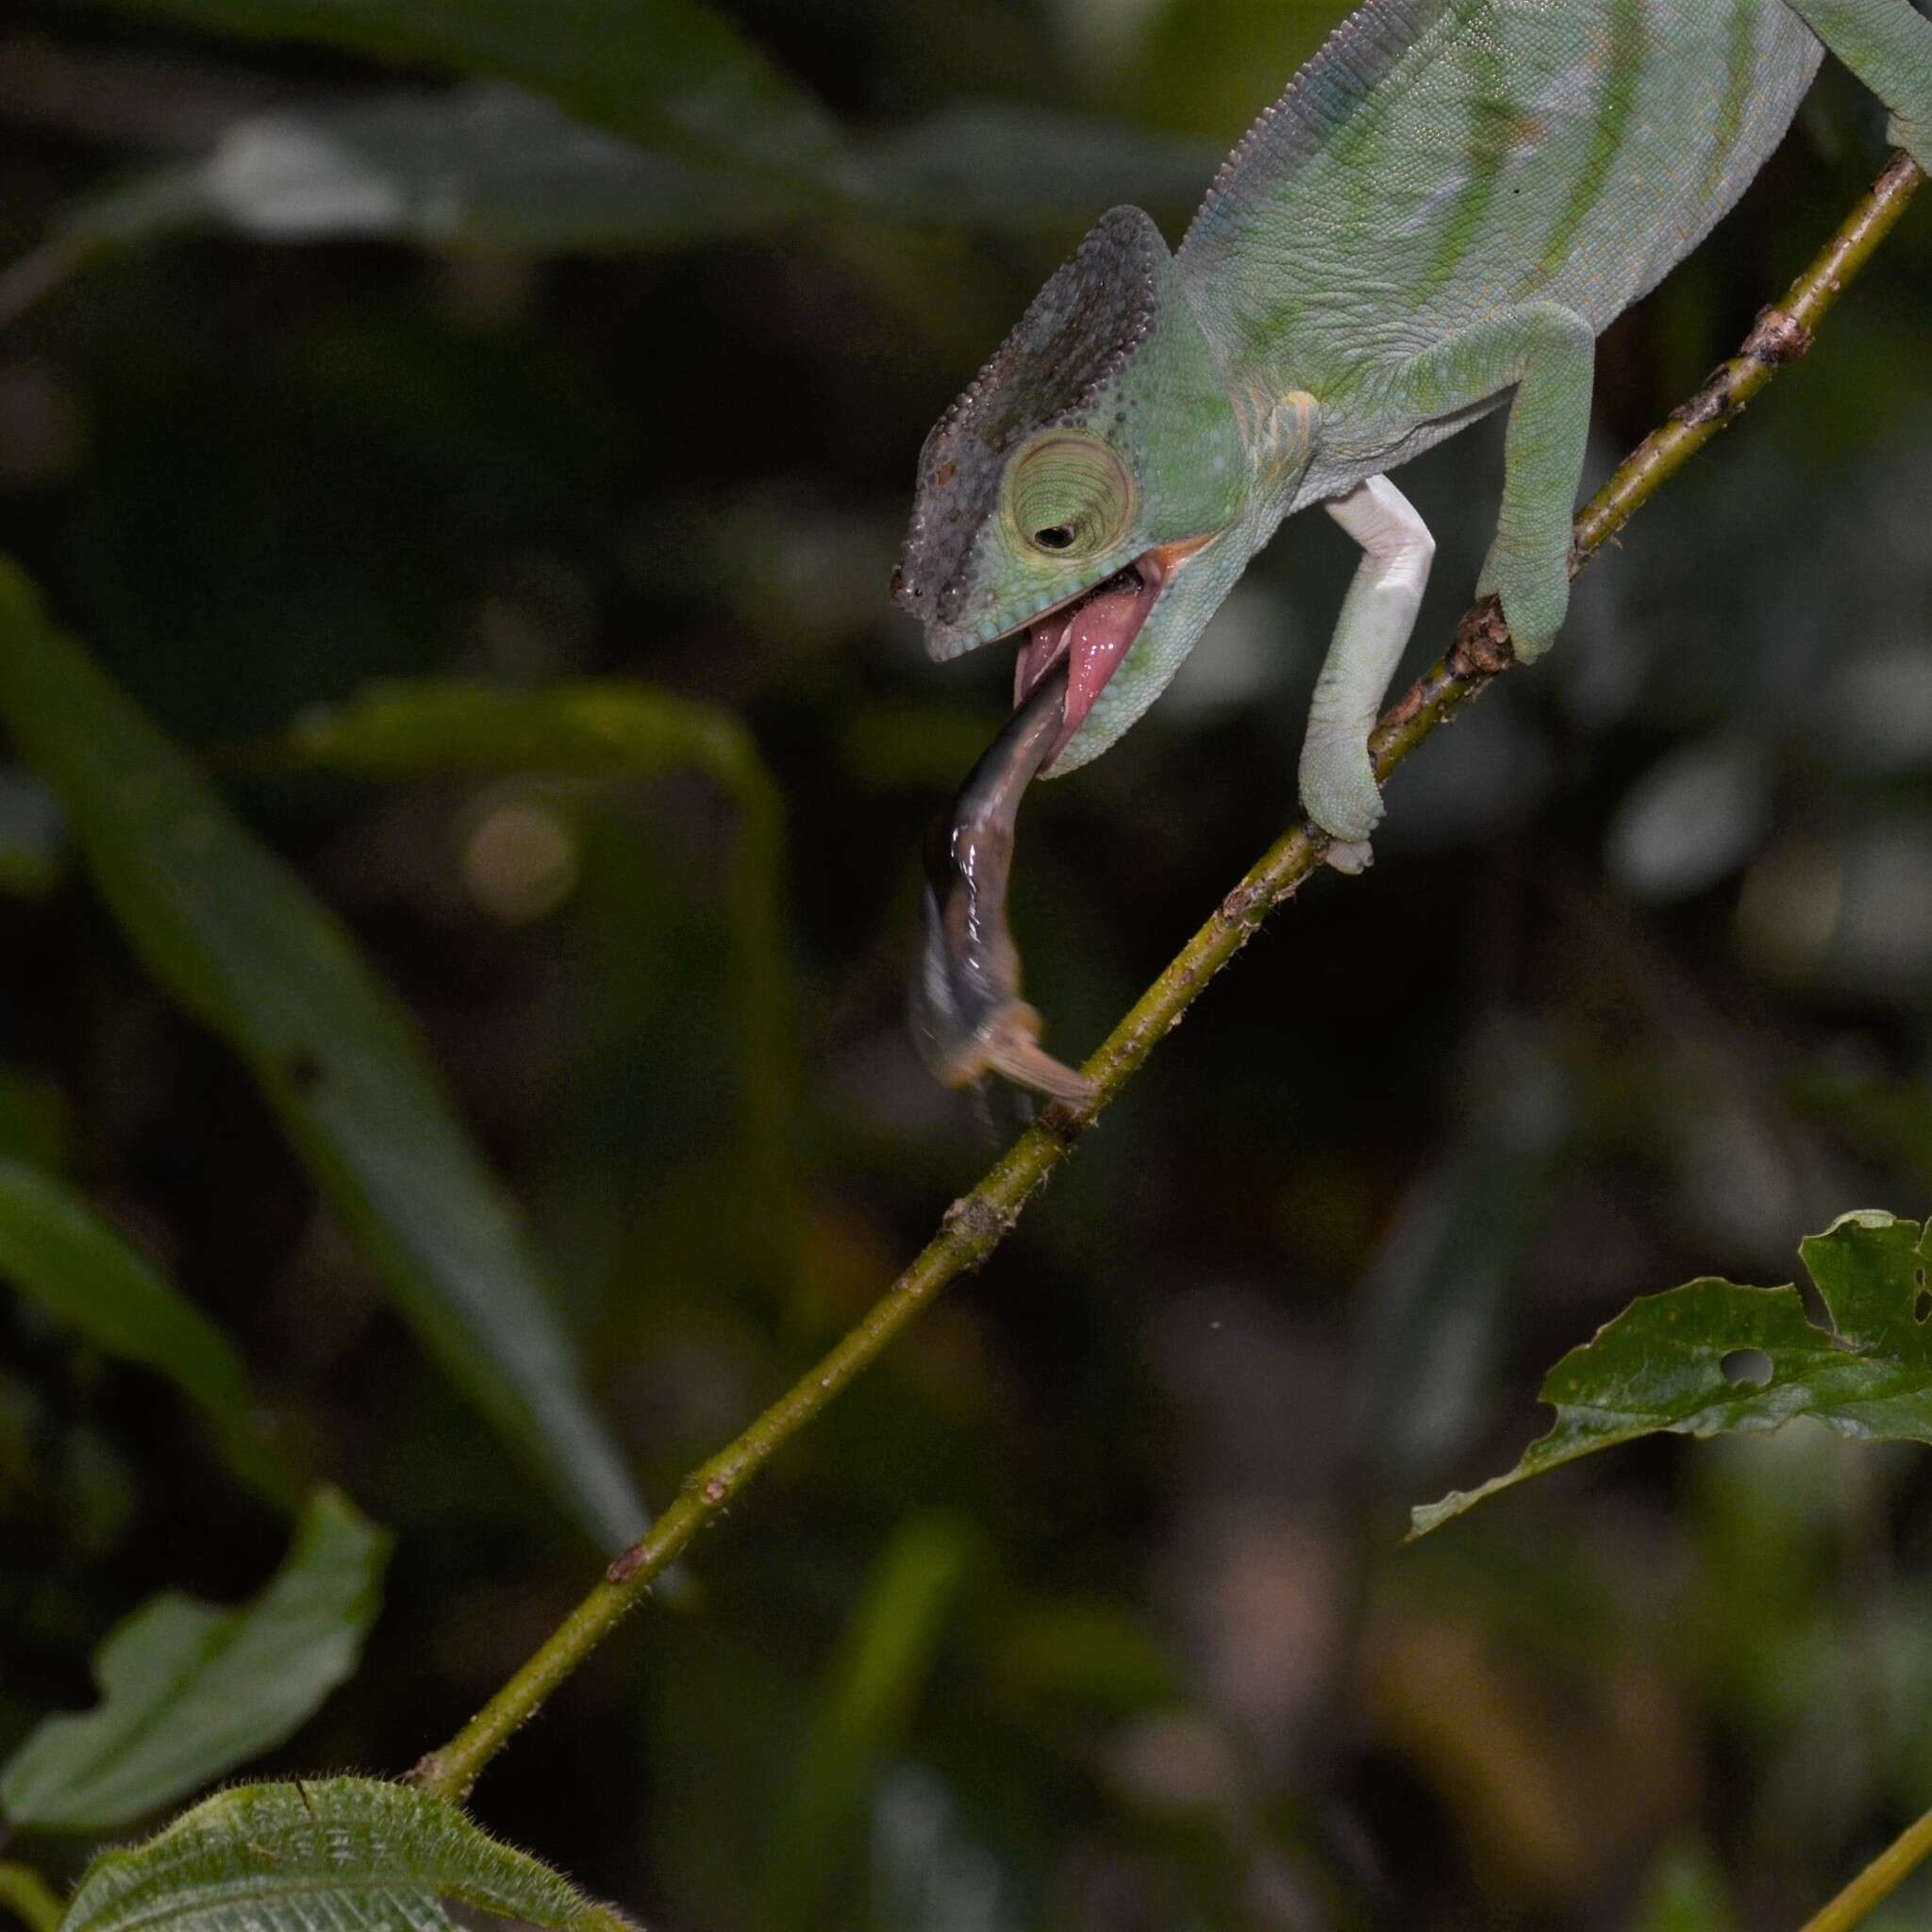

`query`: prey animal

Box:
[896,0,1932,1102]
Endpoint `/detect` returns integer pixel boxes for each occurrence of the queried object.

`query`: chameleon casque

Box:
[895,0,1932,1101]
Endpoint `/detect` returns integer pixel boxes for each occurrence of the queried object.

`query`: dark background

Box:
[3,4,1932,1927]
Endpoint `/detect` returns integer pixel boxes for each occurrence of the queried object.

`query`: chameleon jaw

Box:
[1007,533,1217,770]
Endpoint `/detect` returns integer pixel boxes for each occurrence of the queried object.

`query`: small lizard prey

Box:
[913,658,1097,1107]
[895,0,1932,1095]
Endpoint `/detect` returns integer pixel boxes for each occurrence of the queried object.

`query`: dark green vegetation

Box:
[1,4,1931,1929]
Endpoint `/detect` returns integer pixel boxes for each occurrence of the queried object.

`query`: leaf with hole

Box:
[0,1491,387,1832]
[58,1777,637,1932]
[1412,1210,1932,1537]
[0,1156,291,1505]
[0,562,647,1551]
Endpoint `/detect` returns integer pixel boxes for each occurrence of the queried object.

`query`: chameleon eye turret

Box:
[1005,432,1135,563]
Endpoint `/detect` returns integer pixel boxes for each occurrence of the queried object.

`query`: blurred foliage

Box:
[0,1154,289,1502]
[0,1,1927,1929]
[0,570,646,1548]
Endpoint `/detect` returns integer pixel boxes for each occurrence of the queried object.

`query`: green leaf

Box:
[86,0,841,175]
[856,105,1219,229]
[58,1778,636,1932]
[281,677,791,1255]
[1630,1843,1739,1932]
[0,1491,388,1832]
[766,1514,978,1928]
[1413,1210,1932,1537]
[70,90,807,258]
[0,562,647,1550]
[0,768,64,900]
[0,1157,291,1505]
[281,676,764,789]
[67,87,1215,268]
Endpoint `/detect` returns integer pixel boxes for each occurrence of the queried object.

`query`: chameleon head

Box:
[893,205,1288,774]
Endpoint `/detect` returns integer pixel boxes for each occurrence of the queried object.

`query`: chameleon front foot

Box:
[1890,113,1932,175]
[1324,837,1374,875]
[911,662,1096,1109]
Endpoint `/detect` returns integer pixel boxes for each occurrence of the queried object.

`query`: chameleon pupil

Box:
[1035,526,1075,550]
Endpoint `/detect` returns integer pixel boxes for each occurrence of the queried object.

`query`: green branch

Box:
[1801,1802,1932,1932]
[409,151,1925,1807]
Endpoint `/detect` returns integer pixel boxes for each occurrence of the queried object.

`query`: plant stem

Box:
[411,152,1924,1807]
[1800,1804,1932,1932]
[0,1862,62,1932]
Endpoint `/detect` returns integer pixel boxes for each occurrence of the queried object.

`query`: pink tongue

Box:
[1060,581,1148,741]
[1012,564,1163,760]
[1014,611,1072,710]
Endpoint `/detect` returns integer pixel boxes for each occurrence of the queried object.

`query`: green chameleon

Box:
[894,0,1932,902]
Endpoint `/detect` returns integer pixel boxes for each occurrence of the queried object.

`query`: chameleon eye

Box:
[1006,433,1134,561]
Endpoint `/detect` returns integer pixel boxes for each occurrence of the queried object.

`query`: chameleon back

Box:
[1180,0,1824,412]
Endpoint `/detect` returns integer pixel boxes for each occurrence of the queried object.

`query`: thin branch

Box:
[410,151,1925,1807]
[1800,1803,1932,1932]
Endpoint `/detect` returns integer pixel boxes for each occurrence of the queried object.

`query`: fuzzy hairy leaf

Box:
[1413,1211,1932,1536]
[0,1157,290,1504]
[59,1778,636,1932]
[1,1491,387,1831]
[0,562,646,1550]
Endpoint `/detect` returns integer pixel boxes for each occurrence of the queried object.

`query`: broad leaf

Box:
[281,676,768,791]
[1413,1211,1932,1536]
[0,1157,290,1505]
[59,1778,635,1932]
[281,677,791,1237]
[0,563,646,1550]
[67,88,1216,268]
[766,1515,977,1927]
[71,90,805,257]
[0,769,64,900]
[1,1491,387,1832]
[82,0,841,175]
[857,105,1218,228]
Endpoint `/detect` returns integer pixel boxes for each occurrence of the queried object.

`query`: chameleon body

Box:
[894,0,1932,887]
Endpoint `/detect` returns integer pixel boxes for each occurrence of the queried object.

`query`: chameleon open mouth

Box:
[1011,551,1167,767]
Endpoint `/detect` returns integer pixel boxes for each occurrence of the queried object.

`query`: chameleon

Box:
[893,0,1932,1099]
